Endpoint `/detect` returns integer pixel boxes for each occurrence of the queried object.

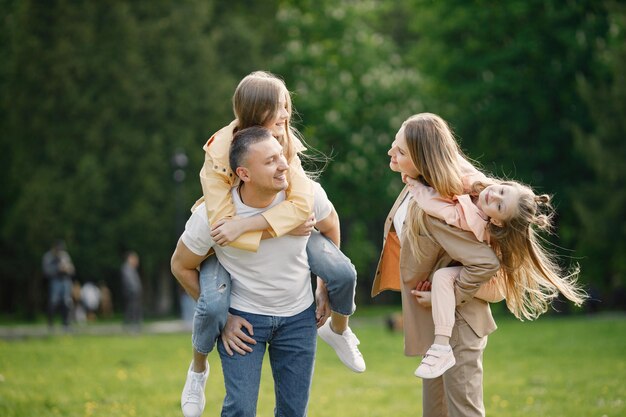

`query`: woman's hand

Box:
[288,213,316,236]
[220,313,256,356]
[411,280,432,308]
[314,279,331,328]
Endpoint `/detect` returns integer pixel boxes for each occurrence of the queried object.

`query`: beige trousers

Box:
[422,315,488,417]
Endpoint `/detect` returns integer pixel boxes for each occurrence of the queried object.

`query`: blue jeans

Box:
[192,231,356,354]
[47,278,72,326]
[217,304,317,417]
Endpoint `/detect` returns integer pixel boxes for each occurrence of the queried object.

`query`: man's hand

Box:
[288,213,316,236]
[220,313,257,356]
[411,280,432,308]
[211,218,244,246]
[315,279,331,328]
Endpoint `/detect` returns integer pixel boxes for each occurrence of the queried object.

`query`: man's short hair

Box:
[229,126,274,174]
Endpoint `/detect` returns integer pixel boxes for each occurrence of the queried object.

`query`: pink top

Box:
[407,156,491,244]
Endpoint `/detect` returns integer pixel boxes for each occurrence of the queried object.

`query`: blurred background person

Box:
[42,240,75,331]
[80,281,101,322]
[98,280,114,319]
[121,251,143,331]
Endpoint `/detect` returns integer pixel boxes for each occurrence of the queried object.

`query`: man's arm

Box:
[170,239,209,301]
[315,207,340,247]
[426,216,500,305]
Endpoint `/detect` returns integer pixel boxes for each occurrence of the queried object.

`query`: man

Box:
[121,251,142,331]
[42,240,75,330]
[171,126,342,417]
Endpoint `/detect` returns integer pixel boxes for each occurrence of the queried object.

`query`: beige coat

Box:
[372,186,500,356]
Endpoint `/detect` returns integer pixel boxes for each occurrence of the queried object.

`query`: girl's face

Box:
[388,125,419,178]
[477,183,521,226]
[263,92,289,138]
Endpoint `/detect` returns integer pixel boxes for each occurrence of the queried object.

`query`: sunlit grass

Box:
[0,312,624,417]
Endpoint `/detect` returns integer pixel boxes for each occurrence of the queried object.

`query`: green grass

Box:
[1,313,625,417]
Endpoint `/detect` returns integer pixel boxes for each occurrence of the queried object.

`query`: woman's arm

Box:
[426,217,500,306]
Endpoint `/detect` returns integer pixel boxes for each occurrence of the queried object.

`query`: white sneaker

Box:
[318,319,366,373]
[414,344,455,379]
[181,361,209,417]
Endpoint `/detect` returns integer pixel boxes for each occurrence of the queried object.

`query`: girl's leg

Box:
[474,277,504,303]
[308,231,365,372]
[182,255,231,417]
[415,266,461,379]
[191,255,232,368]
[431,266,462,346]
[306,230,356,318]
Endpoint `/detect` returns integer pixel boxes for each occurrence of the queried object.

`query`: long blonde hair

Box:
[232,71,325,176]
[233,71,299,163]
[402,113,586,320]
[472,180,586,320]
[403,113,467,260]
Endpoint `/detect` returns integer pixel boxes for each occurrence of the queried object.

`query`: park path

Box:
[0,320,192,340]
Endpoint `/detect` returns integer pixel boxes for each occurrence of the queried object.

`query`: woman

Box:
[372,113,500,417]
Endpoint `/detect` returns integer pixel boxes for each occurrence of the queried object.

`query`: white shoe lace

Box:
[185,375,204,404]
[342,329,363,358]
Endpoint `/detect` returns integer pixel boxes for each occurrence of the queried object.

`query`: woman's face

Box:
[388,125,419,178]
[263,92,289,138]
[477,183,521,226]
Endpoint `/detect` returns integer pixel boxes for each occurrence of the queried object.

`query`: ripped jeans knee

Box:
[192,255,231,355]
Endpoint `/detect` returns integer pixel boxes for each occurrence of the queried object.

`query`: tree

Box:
[572,1,626,299]
[397,0,609,290]
[272,0,422,302]
[0,0,233,316]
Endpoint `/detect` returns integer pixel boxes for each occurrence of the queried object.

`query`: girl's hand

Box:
[288,214,316,236]
[402,174,419,187]
[211,218,243,246]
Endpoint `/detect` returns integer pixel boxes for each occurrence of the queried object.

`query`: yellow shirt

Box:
[197,120,314,252]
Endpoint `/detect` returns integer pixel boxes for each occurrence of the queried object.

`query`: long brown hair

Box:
[232,71,298,162]
[402,113,586,320]
[403,113,467,260]
[471,181,585,320]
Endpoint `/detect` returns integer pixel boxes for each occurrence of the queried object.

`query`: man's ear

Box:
[489,217,503,227]
[236,166,250,182]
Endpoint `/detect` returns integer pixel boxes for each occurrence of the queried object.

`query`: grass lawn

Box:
[0,312,624,417]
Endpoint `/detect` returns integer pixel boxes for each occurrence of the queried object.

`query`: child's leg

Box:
[306,230,357,329]
[191,255,231,371]
[431,266,461,345]
[474,277,504,303]
[307,231,365,372]
[414,266,461,379]
[182,255,231,417]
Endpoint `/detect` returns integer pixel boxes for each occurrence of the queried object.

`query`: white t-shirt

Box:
[181,182,333,316]
[394,194,411,240]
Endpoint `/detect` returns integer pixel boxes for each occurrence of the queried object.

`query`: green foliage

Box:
[0,314,624,416]
[271,0,421,297]
[572,1,626,290]
[395,0,611,289]
[0,0,623,315]
[0,0,233,313]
